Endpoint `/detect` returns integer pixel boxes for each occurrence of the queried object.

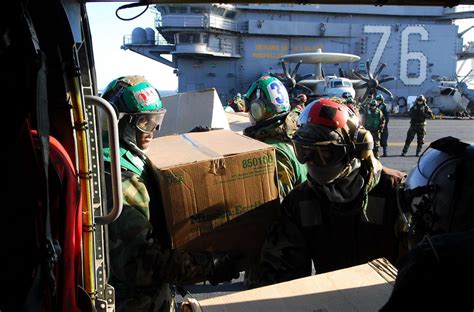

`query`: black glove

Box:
[189,125,211,132]
[208,251,242,286]
[189,126,224,133]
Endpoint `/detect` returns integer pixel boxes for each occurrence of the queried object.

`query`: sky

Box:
[86,3,474,92]
[87,3,177,92]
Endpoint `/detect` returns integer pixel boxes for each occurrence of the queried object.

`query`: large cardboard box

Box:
[147,130,279,267]
[158,88,230,137]
[182,258,397,312]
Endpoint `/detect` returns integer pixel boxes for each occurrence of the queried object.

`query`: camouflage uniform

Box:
[363,108,385,158]
[402,103,434,156]
[244,109,308,201]
[243,109,308,287]
[378,102,390,156]
[104,146,214,312]
[252,157,407,287]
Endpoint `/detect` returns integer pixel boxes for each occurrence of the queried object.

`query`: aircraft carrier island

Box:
[122,3,474,114]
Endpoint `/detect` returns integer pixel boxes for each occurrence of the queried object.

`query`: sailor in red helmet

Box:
[251,98,408,287]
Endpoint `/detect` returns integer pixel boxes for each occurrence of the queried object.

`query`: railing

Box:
[156,14,238,32]
[157,14,206,28]
[122,34,172,46]
[209,15,237,31]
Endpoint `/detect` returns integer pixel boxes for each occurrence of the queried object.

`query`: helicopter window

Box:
[343,81,352,87]
[332,80,343,87]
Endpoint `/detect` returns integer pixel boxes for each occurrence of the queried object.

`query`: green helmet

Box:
[375,94,384,102]
[102,75,164,114]
[102,76,166,134]
[369,99,377,107]
[245,75,290,124]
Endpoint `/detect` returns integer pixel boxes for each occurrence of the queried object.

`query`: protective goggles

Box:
[128,111,166,133]
[292,139,349,166]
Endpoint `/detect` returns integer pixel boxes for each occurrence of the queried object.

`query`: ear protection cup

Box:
[249,98,267,124]
[344,105,374,160]
[354,128,374,159]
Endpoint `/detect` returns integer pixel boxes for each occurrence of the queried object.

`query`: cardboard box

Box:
[225,112,251,135]
[158,88,230,137]
[182,258,397,312]
[147,130,279,267]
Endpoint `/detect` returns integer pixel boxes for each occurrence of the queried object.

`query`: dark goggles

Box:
[292,140,349,166]
[129,111,166,133]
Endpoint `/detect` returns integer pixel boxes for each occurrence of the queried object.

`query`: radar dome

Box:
[131,27,146,44]
[145,27,155,44]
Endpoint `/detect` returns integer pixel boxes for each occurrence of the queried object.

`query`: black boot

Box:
[416,146,422,157]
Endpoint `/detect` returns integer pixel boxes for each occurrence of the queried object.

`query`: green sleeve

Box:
[271,142,307,200]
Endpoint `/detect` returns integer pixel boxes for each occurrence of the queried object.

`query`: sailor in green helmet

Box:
[243,74,308,201]
[241,74,308,288]
[375,94,390,157]
[363,99,385,159]
[102,76,240,312]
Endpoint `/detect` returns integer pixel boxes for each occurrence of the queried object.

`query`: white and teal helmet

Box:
[245,75,290,125]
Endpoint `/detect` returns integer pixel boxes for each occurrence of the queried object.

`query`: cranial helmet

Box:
[294,98,374,166]
[101,76,166,154]
[369,99,377,107]
[398,137,474,245]
[293,98,374,185]
[297,93,308,103]
[345,97,355,104]
[101,75,166,134]
[245,75,290,125]
[375,94,384,102]
[416,94,426,103]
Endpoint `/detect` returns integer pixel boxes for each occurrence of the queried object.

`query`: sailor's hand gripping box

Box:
[147,130,279,267]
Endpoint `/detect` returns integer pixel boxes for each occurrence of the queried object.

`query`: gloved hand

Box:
[188,126,224,133]
[208,251,242,286]
[189,125,211,132]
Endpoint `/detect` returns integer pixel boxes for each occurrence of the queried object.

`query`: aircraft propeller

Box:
[352,60,395,103]
[271,59,314,97]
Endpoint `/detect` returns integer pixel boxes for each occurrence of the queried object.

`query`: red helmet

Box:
[293,98,373,165]
[297,93,308,103]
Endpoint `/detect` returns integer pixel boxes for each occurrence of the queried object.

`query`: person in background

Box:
[375,94,390,157]
[101,76,240,312]
[252,98,407,288]
[363,99,385,159]
[401,94,434,157]
[243,74,308,200]
[381,136,474,311]
[228,92,246,112]
[291,93,308,111]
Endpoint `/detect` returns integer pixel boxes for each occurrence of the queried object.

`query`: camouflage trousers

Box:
[369,130,381,157]
[402,124,426,155]
[380,126,389,148]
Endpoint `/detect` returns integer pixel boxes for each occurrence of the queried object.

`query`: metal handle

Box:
[85,95,123,224]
